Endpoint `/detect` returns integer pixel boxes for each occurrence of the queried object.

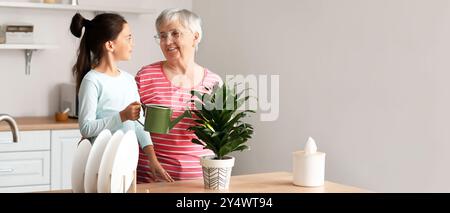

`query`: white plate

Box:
[83,129,112,193]
[97,130,124,193]
[110,130,139,193]
[71,139,92,193]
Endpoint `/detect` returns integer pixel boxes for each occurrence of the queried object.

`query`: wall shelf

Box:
[0,1,155,14]
[0,1,154,76]
[0,44,58,75]
[0,44,57,50]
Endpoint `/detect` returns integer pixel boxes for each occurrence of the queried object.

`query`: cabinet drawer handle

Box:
[0,168,15,173]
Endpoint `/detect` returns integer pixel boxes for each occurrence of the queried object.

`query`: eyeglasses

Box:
[154,29,187,43]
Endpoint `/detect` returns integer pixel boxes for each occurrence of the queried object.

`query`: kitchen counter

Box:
[48,172,370,193]
[0,116,78,131]
[137,172,370,193]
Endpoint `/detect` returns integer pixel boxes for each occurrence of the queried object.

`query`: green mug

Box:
[137,104,189,134]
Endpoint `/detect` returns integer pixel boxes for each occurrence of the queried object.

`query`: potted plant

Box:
[186,83,255,190]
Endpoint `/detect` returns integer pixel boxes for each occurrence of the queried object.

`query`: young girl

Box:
[70,13,173,182]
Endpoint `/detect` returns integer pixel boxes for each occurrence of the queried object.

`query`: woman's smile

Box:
[167,47,178,52]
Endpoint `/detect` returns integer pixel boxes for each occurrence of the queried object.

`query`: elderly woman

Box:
[135,8,222,182]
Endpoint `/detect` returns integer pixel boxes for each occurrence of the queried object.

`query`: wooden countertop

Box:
[137,172,370,193]
[49,172,370,193]
[0,116,79,131]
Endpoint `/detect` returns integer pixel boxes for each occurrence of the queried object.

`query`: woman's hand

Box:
[143,145,174,182]
[120,101,141,122]
[148,158,174,182]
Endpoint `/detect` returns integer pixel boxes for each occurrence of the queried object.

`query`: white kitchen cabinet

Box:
[0,131,51,193]
[50,129,81,190]
[0,151,50,188]
[0,130,50,152]
[0,129,81,192]
[0,185,50,193]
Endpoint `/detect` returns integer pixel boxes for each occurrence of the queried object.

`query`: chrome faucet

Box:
[0,114,19,143]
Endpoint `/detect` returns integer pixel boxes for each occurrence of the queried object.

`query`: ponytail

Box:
[69,12,126,92]
[70,13,92,92]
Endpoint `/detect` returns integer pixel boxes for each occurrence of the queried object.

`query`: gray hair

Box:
[155,8,203,49]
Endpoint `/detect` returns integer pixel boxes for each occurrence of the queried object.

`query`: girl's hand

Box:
[120,101,141,122]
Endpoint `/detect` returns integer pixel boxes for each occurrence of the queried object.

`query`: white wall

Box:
[0,0,191,116]
[193,0,450,192]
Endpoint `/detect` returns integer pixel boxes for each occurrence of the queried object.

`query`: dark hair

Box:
[70,13,127,92]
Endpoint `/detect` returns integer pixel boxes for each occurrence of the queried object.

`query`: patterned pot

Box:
[200,156,235,190]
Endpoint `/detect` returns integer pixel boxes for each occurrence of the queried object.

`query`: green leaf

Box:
[233,145,249,152]
[223,110,254,130]
[191,138,204,146]
[185,83,255,158]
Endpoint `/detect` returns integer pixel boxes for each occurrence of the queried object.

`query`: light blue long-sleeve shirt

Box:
[78,69,152,148]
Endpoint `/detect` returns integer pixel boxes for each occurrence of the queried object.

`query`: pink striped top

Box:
[135,61,222,182]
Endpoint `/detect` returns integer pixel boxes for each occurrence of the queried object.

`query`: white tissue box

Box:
[5,24,34,44]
